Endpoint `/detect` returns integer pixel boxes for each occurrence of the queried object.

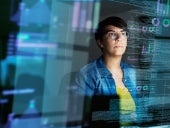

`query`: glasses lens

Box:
[108,32,117,40]
[121,31,129,38]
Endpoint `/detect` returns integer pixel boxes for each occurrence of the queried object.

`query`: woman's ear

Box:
[97,40,103,48]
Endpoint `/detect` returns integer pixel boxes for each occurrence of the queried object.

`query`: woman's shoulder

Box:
[79,59,98,75]
[121,62,136,77]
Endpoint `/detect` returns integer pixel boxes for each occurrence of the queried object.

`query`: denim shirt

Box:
[73,55,137,103]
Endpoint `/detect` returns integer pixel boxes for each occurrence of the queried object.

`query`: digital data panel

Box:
[0,0,170,127]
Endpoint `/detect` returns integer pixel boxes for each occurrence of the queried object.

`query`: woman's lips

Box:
[114,46,123,48]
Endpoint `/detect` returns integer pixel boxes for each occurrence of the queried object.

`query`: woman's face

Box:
[98,25,128,57]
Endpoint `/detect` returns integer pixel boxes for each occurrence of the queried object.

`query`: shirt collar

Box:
[96,55,126,77]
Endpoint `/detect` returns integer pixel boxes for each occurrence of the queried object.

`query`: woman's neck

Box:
[103,54,122,71]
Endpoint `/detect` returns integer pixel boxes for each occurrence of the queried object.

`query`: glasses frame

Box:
[104,30,129,40]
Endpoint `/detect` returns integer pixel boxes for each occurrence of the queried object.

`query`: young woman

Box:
[71,16,137,127]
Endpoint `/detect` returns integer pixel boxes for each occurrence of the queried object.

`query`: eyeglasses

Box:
[105,30,129,40]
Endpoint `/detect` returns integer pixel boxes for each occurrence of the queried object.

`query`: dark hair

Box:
[95,16,128,41]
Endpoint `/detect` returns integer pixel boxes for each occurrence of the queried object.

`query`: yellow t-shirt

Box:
[116,85,136,114]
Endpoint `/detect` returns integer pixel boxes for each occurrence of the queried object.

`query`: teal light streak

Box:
[167,0,170,16]
[92,1,100,30]
[17,33,30,40]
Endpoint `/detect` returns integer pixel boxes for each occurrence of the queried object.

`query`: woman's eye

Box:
[110,32,117,37]
[121,32,126,36]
